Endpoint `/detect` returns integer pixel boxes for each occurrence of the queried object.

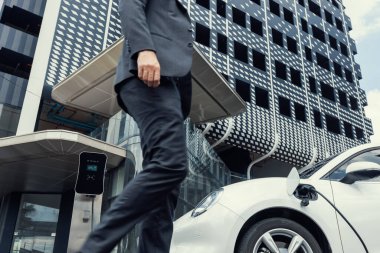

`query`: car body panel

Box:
[330,180,380,252]
[171,143,380,253]
[170,203,244,253]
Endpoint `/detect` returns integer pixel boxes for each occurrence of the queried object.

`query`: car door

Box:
[327,148,380,253]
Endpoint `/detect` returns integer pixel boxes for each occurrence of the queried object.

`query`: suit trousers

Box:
[79,73,192,253]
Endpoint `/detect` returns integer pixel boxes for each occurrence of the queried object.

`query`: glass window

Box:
[255,86,269,109]
[196,0,210,9]
[234,41,248,63]
[232,7,246,28]
[252,49,266,71]
[329,149,380,182]
[325,114,341,134]
[195,23,210,47]
[217,33,227,54]
[283,7,294,24]
[290,68,302,87]
[279,96,291,117]
[294,102,306,122]
[313,109,322,128]
[272,28,283,47]
[236,79,251,103]
[250,16,263,36]
[287,36,298,54]
[309,76,317,94]
[301,18,308,33]
[316,52,330,71]
[308,0,321,17]
[216,0,226,17]
[305,46,312,62]
[275,60,287,80]
[11,194,61,253]
[269,0,281,16]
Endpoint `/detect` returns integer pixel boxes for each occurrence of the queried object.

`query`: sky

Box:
[344,0,380,143]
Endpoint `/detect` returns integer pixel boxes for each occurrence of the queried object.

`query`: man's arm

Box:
[118,0,161,87]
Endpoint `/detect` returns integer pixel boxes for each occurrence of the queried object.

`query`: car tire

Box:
[237,218,323,253]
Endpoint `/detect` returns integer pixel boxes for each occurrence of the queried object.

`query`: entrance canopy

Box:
[52,38,246,124]
[0,130,126,196]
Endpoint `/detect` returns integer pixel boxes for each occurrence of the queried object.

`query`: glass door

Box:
[11,194,61,253]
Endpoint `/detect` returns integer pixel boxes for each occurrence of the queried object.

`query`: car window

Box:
[329,149,380,182]
[299,153,339,179]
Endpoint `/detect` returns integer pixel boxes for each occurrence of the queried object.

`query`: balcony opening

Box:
[283,8,294,24]
[313,109,322,128]
[324,10,334,25]
[252,49,266,72]
[290,68,302,87]
[335,17,344,32]
[350,96,358,110]
[294,102,306,122]
[269,0,281,16]
[326,114,341,134]
[334,62,343,78]
[308,0,321,17]
[287,36,298,54]
[355,127,364,140]
[0,6,43,36]
[329,35,338,50]
[305,46,313,62]
[196,0,210,9]
[217,33,227,54]
[0,48,33,79]
[232,7,246,28]
[321,82,335,102]
[195,23,210,47]
[216,0,226,17]
[234,41,248,63]
[250,0,261,5]
[301,18,308,33]
[345,68,353,83]
[255,86,269,109]
[316,52,330,71]
[272,28,283,47]
[344,121,354,139]
[338,90,348,107]
[309,76,317,93]
[275,61,287,80]
[250,17,263,36]
[279,96,291,117]
[236,79,251,103]
[312,25,326,43]
[340,42,349,57]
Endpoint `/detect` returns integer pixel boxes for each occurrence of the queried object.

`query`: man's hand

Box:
[137,50,161,87]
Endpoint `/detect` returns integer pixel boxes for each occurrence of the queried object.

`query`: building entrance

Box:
[11,194,61,253]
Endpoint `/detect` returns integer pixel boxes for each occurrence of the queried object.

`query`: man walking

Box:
[78,0,193,252]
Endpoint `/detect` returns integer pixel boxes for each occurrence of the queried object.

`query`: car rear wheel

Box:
[237,218,322,253]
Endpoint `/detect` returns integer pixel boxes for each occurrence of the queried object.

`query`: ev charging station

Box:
[75,152,108,195]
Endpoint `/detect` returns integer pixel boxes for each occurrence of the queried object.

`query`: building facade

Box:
[187,0,373,173]
[0,0,46,137]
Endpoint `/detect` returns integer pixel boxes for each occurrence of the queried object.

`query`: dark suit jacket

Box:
[114,0,193,92]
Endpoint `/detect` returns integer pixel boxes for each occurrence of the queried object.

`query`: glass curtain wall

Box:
[10,194,61,253]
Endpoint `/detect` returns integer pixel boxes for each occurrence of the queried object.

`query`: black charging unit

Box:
[75,152,107,195]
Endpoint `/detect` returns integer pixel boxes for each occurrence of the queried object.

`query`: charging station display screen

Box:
[87,165,98,172]
[75,152,107,195]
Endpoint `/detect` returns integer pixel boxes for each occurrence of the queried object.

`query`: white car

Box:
[171,143,380,253]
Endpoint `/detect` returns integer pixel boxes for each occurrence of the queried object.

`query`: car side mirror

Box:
[341,162,380,184]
